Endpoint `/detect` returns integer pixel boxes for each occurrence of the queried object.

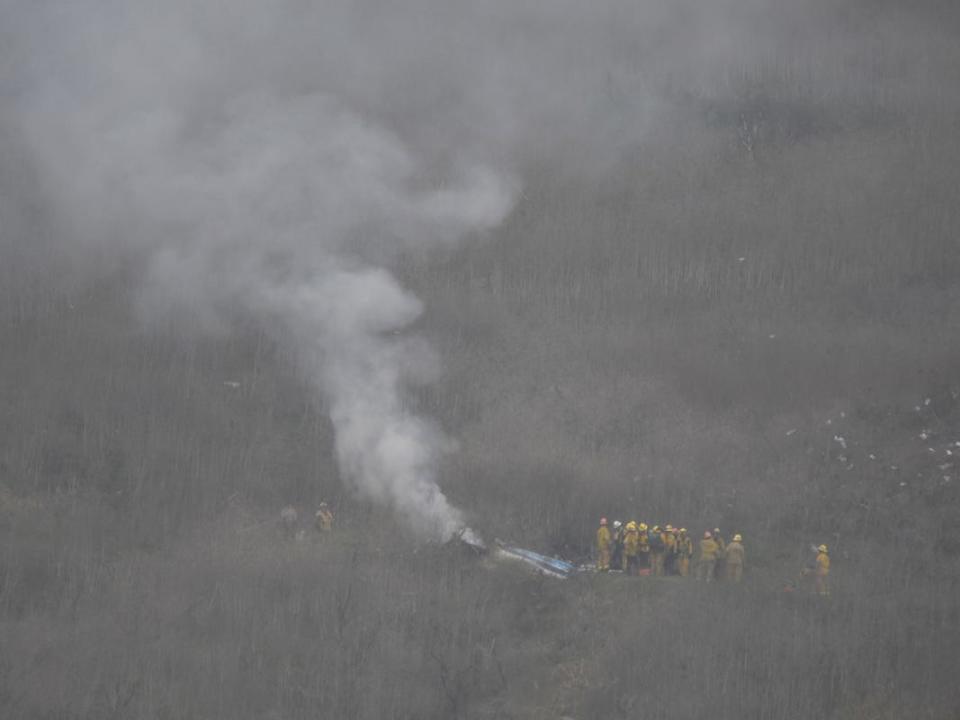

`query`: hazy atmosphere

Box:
[1,1,959,718]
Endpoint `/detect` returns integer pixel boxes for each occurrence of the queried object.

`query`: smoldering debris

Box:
[455,527,487,553]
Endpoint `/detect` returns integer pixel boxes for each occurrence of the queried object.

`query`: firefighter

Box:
[698,531,719,582]
[637,523,651,570]
[815,544,830,596]
[664,525,678,575]
[713,528,726,581]
[610,521,624,571]
[314,502,334,533]
[725,533,745,582]
[622,521,640,575]
[650,525,665,576]
[677,528,693,577]
[596,518,612,571]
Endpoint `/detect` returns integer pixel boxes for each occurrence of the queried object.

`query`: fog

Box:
[1,1,959,718]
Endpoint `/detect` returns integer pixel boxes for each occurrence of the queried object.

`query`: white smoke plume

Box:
[1,0,684,539]
[24,87,514,540]
[9,10,521,540]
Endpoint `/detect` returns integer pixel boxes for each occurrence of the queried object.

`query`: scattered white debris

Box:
[846,464,855,471]
[738,257,746,262]
[945,477,953,483]
[890,465,899,471]
[924,398,931,406]
[768,334,776,339]
[786,428,797,436]
[833,435,847,449]
[938,463,953,471]
[840,411,846,419]
[947,449,954,456]
[915,406,922,412]
[955,441,960,447]
[838,455,848,463]
[929,448,937,453]
[825,418,832,425]
[900,481,908,487]
[223,381,241,389]
[869,454,877,460]
[919,431,929,440]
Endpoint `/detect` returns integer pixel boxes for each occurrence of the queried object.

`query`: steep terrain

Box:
[0,264,958,719]
[2,2,960,717]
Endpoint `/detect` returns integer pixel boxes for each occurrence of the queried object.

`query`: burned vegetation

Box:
[2,1,960,718]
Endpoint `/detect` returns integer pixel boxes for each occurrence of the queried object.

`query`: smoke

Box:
[3,4,532,541]
[20,80,516,539]
[16,0,937,537]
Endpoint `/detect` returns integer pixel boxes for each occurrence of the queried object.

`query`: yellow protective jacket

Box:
[638,531,650,553]
[597,526,611,550]
[725,541,745,566]
[816,552,830,575]
[315,509,334,532]
[677,536,693,557]
[699,538,719,560]
[623,530,640,557]
[665,533,677,554]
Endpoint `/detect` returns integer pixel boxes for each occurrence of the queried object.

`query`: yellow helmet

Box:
[818,544,828,553]
[626,521,638,531]
[733,534,742,542]
[639,523,648,531]
[679,528,687,533]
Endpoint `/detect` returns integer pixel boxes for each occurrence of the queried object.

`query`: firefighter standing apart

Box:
[725,534,745,582]
[315,502,334,533]
[816,544,830,596]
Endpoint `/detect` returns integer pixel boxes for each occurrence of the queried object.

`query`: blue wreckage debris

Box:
[494,541,578,579]
[451,531,578,579]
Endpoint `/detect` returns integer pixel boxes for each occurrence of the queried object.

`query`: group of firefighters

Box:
[595,518,831,593]
[279,502,334,539]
